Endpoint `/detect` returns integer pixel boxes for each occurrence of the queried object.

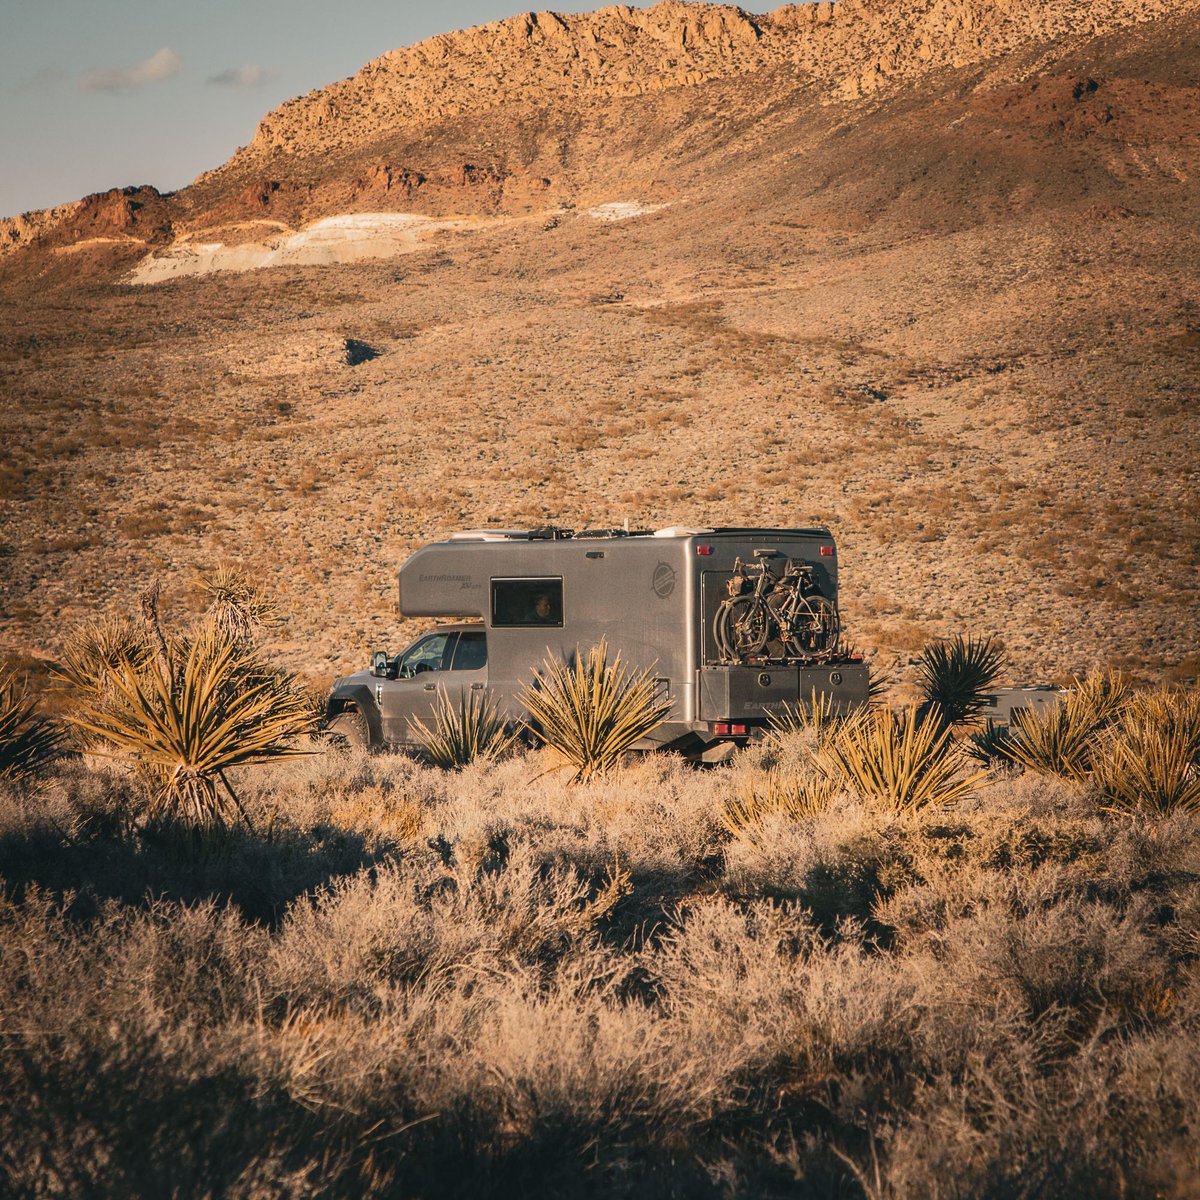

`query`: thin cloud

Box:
[81,47,182,93]
[9,66,65,95]
[207,63,278,88]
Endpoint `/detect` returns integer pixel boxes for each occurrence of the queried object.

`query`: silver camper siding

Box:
[399,536,698,742]
[396,528,858,745]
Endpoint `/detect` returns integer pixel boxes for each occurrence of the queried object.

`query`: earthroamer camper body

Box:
[325,526,870,755]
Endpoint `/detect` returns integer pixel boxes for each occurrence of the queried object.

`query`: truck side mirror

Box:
[370,650,390,678]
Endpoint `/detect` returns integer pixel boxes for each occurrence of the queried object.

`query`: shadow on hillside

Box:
[0,821,392,926]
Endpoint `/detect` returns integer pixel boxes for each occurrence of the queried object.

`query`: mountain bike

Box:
[713,554,840,662]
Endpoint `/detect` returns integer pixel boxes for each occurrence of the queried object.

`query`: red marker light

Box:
[820,545,835,557]
[731,723,748,736]
[713,721,730,735]
[696,545,713,556]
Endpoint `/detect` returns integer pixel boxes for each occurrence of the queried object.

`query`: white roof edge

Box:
[652,526,715,538]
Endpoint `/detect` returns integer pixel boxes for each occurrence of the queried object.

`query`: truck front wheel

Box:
[326,709,371,751]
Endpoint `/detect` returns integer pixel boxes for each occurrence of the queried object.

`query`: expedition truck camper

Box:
[325,526,870,757]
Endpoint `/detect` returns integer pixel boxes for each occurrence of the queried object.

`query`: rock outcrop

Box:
[235,0,1190,164]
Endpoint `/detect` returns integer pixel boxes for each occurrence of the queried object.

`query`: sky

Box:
[0,0,660,219]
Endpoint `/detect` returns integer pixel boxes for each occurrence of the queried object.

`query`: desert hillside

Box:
[1,0,1198,685]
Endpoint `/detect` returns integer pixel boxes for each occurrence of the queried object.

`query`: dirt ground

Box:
[0,5,1197,688]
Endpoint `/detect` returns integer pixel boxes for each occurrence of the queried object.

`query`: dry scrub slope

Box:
[0,0,1198,683]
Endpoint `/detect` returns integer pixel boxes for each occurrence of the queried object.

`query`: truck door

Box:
[378,630,490,744]
[378,631,457,744]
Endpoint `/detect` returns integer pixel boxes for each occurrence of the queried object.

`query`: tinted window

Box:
[401,632,455,674]
[451,631,487,671]
[492,578,563,627]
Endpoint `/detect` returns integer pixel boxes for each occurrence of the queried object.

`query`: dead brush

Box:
[721,770,838,847]
[408,686,521,769]
[820,705,984,813]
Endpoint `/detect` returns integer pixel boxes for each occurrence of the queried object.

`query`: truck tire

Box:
[326,709,371,751]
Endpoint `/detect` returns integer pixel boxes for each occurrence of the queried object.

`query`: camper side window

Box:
[492,578,563,627]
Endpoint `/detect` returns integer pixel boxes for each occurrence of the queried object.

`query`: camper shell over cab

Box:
[325,526,870,755]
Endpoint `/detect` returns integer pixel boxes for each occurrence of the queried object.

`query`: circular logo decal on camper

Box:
[652,561,677,599]
[831,672,843,686]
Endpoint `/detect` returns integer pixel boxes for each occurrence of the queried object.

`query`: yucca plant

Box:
[821,704,984,813]
[1008,670,1130,781]
[1120,687,1200,763]
[722,769,837,847]
[916,634,1005,728]
[1093,720,1200,817]
[55,615,154,707]
[518,641,672,784]
[409,687,521,769]
[766,690,864,748]
[67,623,314,830]
[0,669,65,783]
[964,718,1017,768]
[200,565,279,648]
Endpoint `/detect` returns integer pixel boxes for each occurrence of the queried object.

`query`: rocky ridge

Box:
[236,0,1187,162]
[2,0,1195,257]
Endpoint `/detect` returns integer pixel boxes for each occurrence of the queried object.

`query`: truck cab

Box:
[325,623,487,748]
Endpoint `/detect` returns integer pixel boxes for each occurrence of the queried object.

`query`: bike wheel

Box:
[718,595,770,659]
[784,595,840,657]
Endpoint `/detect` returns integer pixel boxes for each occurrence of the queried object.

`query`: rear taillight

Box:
[820,545,835,557]
[696,545,713,556]
[713,721,748,737]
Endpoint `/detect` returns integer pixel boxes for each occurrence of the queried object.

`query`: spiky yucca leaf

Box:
[200,565,279,647]
[0,670,65,782]
[55,616,154,705]
[722,770,837,847]
[821,705,984,813]
[916,634,1006,728]
[1093,721,1200,817]
[1121,688,1200,763]
[1089,686,1200,817]
[766,690,861,748]
[518,641,672,784]
[68,631,314,829]
[1008,670,1130,781]
[965,719,1018,768]
[409,687,521,769]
